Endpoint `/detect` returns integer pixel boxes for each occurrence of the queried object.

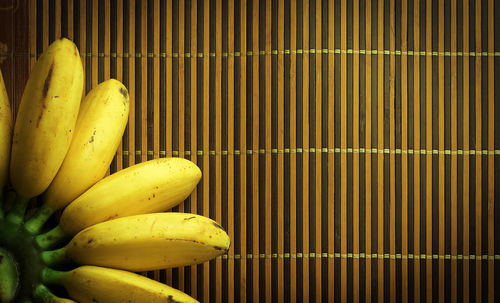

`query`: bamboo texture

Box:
[1,0,498,302]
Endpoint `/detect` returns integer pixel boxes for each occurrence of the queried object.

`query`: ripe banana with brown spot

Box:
[43,213,230,272]
[42,266,199,303]
[58,157,202,236]
[10,38,83,199]
[25,79,129,234]
[44,78,129,210]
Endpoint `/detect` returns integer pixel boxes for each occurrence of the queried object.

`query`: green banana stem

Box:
[35,225,68,250]
[32,284,53,303]
[33,283,72,303]
[41,247,69,268]
[40,267,66,286]
[5,194,30,225]
[24,205,56,235]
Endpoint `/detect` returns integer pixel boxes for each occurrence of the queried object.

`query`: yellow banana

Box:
[10,38,84,199]
[42,266,198,303]
[43,213,230,271]
[44,78,129,210]
[25,79,129,234]
[59,157,201,236]
[0,69,12,195]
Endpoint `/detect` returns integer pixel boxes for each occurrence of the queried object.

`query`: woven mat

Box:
[1,0,499,302]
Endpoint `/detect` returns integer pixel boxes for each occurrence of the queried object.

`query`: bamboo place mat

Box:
[0,0,499,302]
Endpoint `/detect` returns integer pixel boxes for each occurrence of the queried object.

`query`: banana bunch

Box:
[0,38,227,303]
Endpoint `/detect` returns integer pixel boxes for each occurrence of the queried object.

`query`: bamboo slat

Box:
[30,0,36,68]
[314,0,322,301]
[450,1,457,303]
[401,1,409,302]
[290,1,298,301]
[425,1,433,300]
[302,0,311,302]
[413,1,421,302]
[463,0,471,301]
[140,0,146,164]
[264,1,272,302]
[116,0,123,173]
[352,1,360,302]
[377,1,385,302]
[340,1,347,303]
[487,1,495,303]
[92,0,98,90]
[42,0,48,49]
[227,1,235,302]
[277,1,285,302]
[327,0,335,302]
[438,1,445,303]
[474,1,483,301]
[2,1,497,302]
[239,1,247,302]
[128,0,136,169]
[153,0,159,161]
[389,1,396,302]
[364,1,372,301]
[251,0,259,301]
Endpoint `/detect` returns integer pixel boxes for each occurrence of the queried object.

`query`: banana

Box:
[42,266,199,303]
[43,213,230,271]
[36,157,201,249]
[0,247,19,303]
[58,157,201,236]
[25,79,129,234]
[0,69,12,199]
[10,38,84,199]
[43,78,129,210]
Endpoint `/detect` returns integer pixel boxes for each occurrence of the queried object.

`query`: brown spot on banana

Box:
[42,62,54,99]
[212,222,225,232]
[83,238,96,248]
[167,295,181,303]
[119,87,128,99]
[37,62,54,127]
[89,129,97,143]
